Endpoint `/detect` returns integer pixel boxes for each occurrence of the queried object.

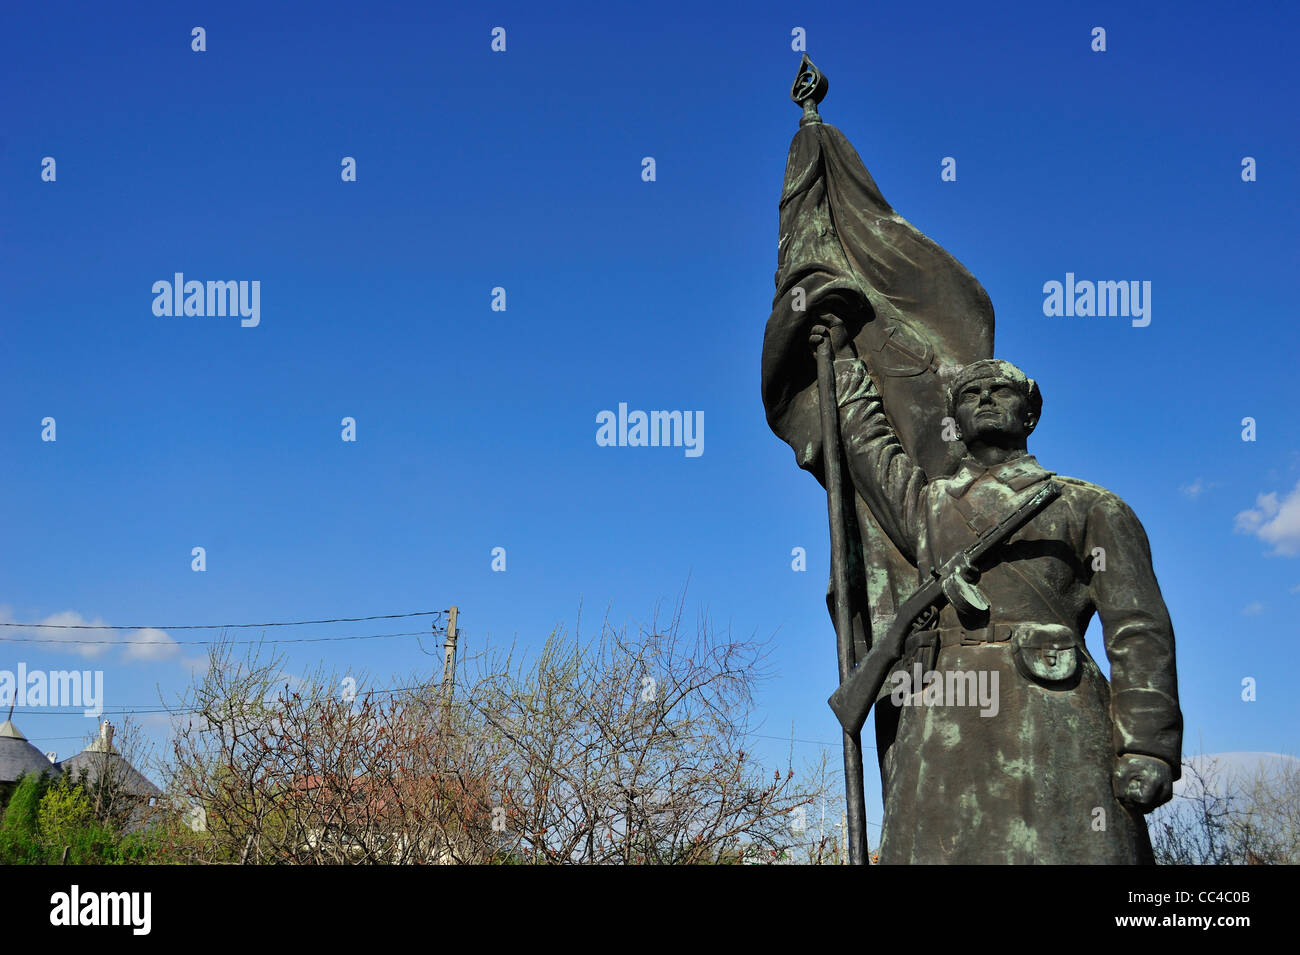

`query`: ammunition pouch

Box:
[1011,624,1079,686]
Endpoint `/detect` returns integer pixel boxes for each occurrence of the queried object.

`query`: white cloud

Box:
[1235,478,1300,556]
[0,607,114,659]
[0,605,181,663]
[1181,478,1208,499]
[1242,601,1265,616]
[1175,752,1300,797]
[135,710,177,731]
[122,627,180,662]
[180,653,211,675]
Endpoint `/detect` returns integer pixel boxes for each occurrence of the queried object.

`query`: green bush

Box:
[0,772,189,864]
[0,772,52,863]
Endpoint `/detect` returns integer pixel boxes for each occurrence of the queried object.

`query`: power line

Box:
[0,628,438,647]
[0,613,444,634]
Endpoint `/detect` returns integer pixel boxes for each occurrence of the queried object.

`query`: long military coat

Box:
[835,359,1182,864]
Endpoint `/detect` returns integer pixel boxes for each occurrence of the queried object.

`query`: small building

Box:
[58,721,160,799]
[0,716,60,802]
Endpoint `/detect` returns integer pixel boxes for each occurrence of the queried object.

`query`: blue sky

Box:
[2,1,1298,827]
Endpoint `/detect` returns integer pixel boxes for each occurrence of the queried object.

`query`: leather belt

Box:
[942,624,1017,647]
[906,623,1019,654]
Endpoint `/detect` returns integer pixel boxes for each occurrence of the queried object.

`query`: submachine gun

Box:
[828,480,1063,734]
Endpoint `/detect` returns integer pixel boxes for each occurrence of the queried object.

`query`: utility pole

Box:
[441,606,458,697]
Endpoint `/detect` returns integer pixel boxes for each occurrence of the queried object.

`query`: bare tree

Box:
[164,638,501,864]
[162,599,831,865]
[1149,756,1239,865]
[1232,757,1300,864]
[1149,753,1300,865]
[459,599,822,864]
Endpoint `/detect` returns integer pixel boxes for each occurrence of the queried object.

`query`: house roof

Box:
[55,718,160,796]
[58,749,160,797]
[0,719,61,783]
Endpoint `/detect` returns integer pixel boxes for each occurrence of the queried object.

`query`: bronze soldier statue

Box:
[826,333,1180,863]
[762,58,1181,863]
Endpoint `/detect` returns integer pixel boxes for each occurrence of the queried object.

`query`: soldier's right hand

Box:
[809,315,854,360]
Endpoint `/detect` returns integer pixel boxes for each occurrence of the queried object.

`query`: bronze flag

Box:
[761,58,995,664]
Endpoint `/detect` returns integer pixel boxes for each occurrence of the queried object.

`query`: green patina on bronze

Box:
[761,57,1182,864]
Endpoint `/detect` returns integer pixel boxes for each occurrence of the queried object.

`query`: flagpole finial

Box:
[790,55,828,125]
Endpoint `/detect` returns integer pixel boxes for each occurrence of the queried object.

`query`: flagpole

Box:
[791,54,867,865]
[811,326,869,866]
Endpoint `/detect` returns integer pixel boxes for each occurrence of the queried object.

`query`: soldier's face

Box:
[954,377,1032,444]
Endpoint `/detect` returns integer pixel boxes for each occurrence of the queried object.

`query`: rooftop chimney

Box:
[88,720,117,753]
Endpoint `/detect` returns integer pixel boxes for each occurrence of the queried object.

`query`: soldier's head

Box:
[948,359,1042,450]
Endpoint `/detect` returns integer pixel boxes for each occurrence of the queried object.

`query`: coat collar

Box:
[944,453,1055,499]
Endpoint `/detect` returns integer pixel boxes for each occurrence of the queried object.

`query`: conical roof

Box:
[58,723,159,797]
[58,749,160,797]
[0,719,60,783]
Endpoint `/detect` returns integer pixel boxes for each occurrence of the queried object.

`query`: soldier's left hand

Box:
[1113,754,1173,813]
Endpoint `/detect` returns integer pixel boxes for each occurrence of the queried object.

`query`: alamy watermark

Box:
[0,664,104,717]
[152,273,260,327]
[1042,273,1151,327]
[595,403,703,458]
[889,663,999,717]
[50,885,151,935]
